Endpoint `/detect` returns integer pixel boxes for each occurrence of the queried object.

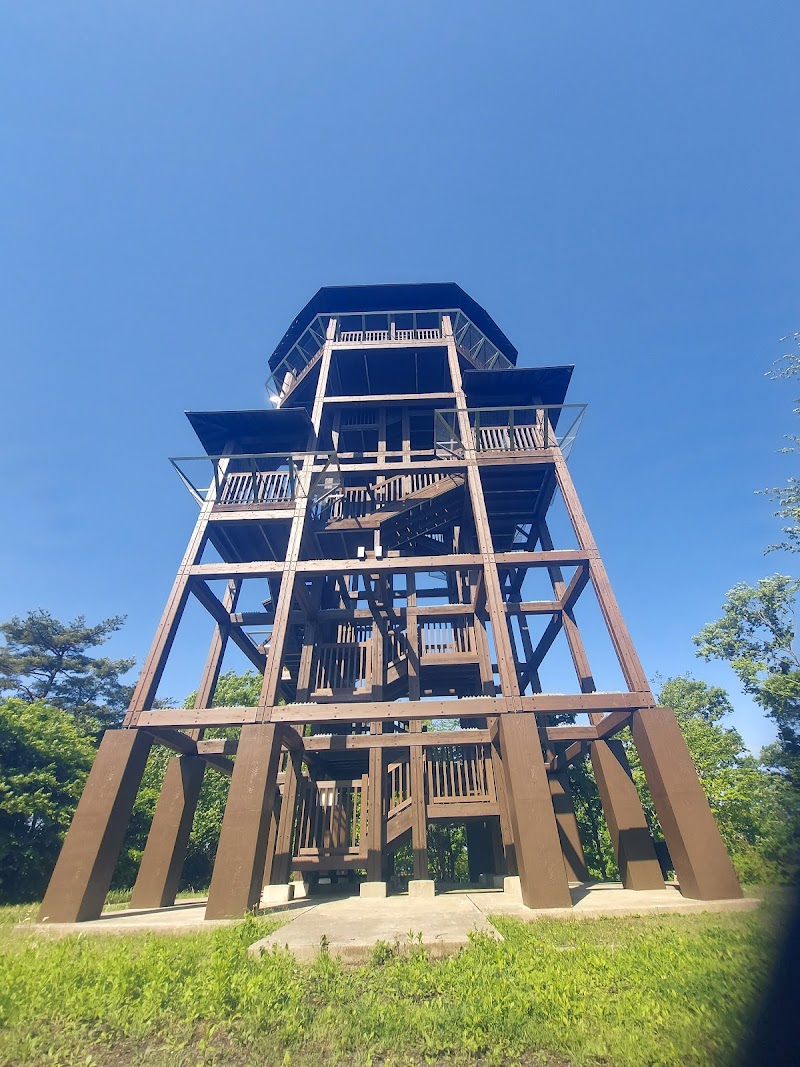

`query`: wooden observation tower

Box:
[40,283,741,922]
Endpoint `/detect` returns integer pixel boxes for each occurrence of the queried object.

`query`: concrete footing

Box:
[359,881,387,899]
[503,875,522,898]
[260,884,294,907]
[408,879,436,899]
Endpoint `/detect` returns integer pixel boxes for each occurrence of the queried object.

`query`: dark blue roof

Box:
[268,283,518,371]
[186,408,312,456]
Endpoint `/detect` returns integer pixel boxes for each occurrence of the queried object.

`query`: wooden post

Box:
[205,724,283,918]
[497,715,572,908]
[270,749,303,885]
[591,739,665,890]
[366,738,385,881]
[548,771,589,882]
[406,573,428,878]
[39,729,154,923]
[632,708,742,899]
[130,755,206,909]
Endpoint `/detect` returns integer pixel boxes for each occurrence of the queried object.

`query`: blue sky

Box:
[1,1,797,752]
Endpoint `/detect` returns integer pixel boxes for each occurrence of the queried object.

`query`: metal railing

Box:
[169,451,343,508]
[433,404,587,460]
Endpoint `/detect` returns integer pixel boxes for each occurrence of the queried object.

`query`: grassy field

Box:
[0,894,786,1067]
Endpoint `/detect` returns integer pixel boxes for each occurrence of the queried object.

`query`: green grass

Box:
[0,896,786,1067]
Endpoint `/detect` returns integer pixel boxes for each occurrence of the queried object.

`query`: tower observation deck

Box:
[40,283,741,922]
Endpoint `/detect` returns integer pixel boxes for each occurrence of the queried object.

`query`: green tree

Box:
[693,576,800,779]
[0,698,95,902]
[0,610,135,731]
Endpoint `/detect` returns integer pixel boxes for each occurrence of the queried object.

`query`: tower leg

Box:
[205,724,282,919]
[410,746,428,879]
[366,745,385,881]
[591,739,665,890]
[549,771,589,882]
[490,733,517,874]
[130,755,206,909]
[498,715,572,908]
[38,729,153,923]
[270,750,301,885]
[632,708,742,900]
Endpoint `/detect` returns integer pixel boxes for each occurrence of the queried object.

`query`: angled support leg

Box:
[270,749,302,885]
[549,771,589,882]
[498,715,572,908]
[39,729,154,923]
[205,724,282,919]
[591,738,665,890]
[130,755,206,909]
[633,707,742,900]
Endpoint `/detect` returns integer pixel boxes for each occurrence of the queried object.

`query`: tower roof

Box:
[267,282,518,371]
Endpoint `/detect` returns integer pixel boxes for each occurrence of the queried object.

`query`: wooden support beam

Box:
[189,580,267,673]
[39,730,154,922]
[130,756,206,909]
[497,715,572,908]
[205,724,283,918]
[632,707,742,900]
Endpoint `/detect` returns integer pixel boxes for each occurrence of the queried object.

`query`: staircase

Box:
[322,472,465,541]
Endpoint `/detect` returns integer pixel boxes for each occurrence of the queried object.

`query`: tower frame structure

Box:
[39,284,741,922]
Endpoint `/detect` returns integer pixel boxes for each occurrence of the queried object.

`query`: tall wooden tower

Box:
[39,284,741,922]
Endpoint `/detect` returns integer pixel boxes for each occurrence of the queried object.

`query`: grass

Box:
[0,893,787,1067]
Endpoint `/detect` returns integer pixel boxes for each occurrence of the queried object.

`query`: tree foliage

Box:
[0,698,95,902]
[0,610,135,731]
[693,576,800,779]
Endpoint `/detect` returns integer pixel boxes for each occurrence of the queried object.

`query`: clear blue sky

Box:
[1,2,797,752]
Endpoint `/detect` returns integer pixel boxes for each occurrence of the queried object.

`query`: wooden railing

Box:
[312,625,373,696]
[337,328,441,343]
[386,760,411,814]
[425,744,496,804]
[218,469,294,506]
[472,423,539,453]
[323,471,447,522]
[294,778,366,859]
[419,616,476,658]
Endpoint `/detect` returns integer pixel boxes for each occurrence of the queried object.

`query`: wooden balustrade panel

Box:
[219,470,293,506]
[424,744,496,804]
[419,617,476,658]
[293,779,365,860]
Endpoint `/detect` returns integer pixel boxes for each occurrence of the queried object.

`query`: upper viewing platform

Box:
[265,282,524,406]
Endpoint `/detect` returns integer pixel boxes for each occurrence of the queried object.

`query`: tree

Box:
[0,697,95,902]
[761,335,800,554]
[0,610,135,731]
[693,576,800,780]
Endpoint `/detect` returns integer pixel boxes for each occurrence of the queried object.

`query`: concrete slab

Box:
[25,883,760,950]
[487,882,760,922]
[250,892,501,962]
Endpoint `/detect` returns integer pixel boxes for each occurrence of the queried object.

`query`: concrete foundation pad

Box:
[503,875,522,898]
[408,879,436,899]
[250,892,501,962]
[359,881,387,899]
[25,884,760,952]
[260,884,294,907]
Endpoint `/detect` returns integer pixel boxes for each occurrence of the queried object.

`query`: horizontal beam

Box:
[133,698,647,731]
[324,392,456,406]
[190,550,593,581]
